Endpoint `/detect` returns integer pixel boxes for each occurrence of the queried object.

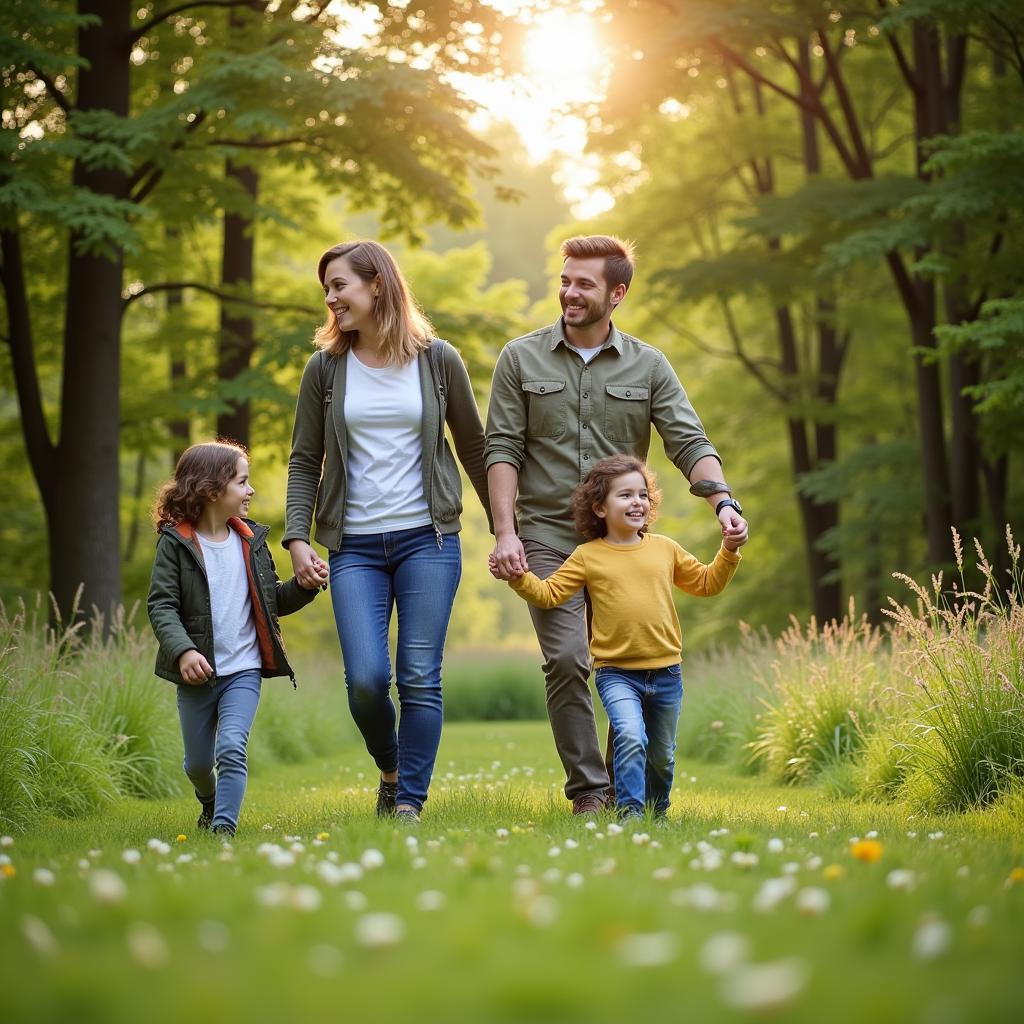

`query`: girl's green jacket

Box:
[147,517,316,686]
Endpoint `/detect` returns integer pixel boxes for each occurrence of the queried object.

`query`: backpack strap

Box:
[319,350,336,409]
[429,339,448,419]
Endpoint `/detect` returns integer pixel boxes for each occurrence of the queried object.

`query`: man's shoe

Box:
[197,797,216,831]
[395,807,420,825]
[572,793,606,816]
[376,778,398,818]
[211,824,235,838]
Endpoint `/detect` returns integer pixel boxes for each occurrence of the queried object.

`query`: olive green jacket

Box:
[284,341,492,552]
[485,319,720,553]
[148,517,316,685]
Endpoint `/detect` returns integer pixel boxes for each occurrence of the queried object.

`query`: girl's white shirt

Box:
[342,349,432,534]
[196,528,261,676]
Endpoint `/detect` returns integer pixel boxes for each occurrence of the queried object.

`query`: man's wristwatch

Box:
[716,498,743,517]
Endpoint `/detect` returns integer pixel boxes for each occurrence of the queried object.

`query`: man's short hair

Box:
[560,235,636,292]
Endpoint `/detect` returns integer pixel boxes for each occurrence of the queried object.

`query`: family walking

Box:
[148,235,749,835]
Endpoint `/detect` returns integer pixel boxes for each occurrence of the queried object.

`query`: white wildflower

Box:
[617,931,679,968]
[720,957,810,1011]
[767,838,784,853]
[89,869,127,905]
[121,849,141,865]
[21,915,59,958]
[126,922,169,969]
[360,848,385,870]
[795,887,830,916]
[354,912,406,948]
[698,931,750,974]
[912,918,952,960]
[415,890,446,912]
[32,868,56,886]
[886,869,917,892]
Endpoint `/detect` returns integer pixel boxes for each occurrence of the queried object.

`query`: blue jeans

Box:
[176,668,262,832]
[594,664,683,815]
[329,525,461,811]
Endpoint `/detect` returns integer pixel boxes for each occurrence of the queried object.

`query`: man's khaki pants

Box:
[523,538,611,802]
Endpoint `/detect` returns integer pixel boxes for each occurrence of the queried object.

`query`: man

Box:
[486,235,748,815]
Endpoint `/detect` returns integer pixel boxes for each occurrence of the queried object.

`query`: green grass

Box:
[3,722,1023,1024]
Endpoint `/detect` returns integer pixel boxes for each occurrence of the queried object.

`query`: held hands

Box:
[720,508,749,552]
[178,649,213,685]
[289,540,330,590]
[489,533,528,580]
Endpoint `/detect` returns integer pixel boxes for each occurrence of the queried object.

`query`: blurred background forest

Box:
[2,0,1022,658]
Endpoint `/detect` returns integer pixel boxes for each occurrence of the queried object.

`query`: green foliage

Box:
[881,534,1024,811]
[443,655,547,722]
[748,609,891,783]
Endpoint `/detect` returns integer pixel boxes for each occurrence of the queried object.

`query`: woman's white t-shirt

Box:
[196,529,261,676]
[343,349,432,534]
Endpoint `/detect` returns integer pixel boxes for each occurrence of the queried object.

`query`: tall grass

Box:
[738,527,1024,813]
[747,604,892,784]
[883,527,1024,810]
[0,596,353,832]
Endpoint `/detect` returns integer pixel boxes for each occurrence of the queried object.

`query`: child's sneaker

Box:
[197,796,216,831]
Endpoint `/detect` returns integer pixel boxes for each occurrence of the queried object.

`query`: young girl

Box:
[503,454,745,820]
[148,441,322,836]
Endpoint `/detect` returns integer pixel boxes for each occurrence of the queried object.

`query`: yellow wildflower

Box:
[850,839,884,863]
[1008,867,1024,884]
[822,864,844,881]
[175,834,187,843]
[317,832,330,841]
[2,863,16,878]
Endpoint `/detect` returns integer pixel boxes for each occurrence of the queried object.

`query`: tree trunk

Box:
[167,228,190,464]
[50,0,131,622]
[216,159,259,447]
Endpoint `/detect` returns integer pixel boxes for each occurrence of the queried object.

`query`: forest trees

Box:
[593,0,1024,609]
[0,0,507,619]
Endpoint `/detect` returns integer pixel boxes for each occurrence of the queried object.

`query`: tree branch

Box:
[130,0,267,43]
[129,111,208,204]
[717,296,789,402]
[817,28,873,176]
[122,280,318,316]
[27,64,71,116]
[0,228,56,504]
[879,2,920,97]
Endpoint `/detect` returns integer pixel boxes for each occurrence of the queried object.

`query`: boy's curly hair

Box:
[152,440,248,529]
[571,455,661,541]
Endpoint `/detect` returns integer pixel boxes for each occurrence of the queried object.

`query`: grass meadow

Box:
[2,530,1022,1022]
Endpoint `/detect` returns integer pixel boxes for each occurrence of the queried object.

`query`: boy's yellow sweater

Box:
[510,533,741,669]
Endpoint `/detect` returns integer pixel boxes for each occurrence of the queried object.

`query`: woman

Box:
[284,240,491,823]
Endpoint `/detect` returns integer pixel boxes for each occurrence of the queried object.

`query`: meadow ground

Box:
[3,720,1023,1024]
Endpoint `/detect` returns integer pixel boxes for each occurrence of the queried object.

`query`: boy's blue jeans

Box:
[594,664,683,815]
[329,525,461,811]
[176,668,262,832]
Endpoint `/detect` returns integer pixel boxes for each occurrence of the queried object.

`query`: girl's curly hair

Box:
[152,440,248,529]
[571,454,661,541]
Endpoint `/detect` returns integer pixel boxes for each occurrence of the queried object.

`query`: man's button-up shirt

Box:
[485,318,719,553]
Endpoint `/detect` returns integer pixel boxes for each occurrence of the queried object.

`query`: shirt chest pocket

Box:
[522,379,566,438]
[605,384,651,442]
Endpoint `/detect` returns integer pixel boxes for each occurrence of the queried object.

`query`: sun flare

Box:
[523,11,606,102]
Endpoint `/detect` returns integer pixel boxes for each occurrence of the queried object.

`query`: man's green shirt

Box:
[485,319,720,553]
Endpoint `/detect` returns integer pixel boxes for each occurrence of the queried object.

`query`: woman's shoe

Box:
[375,779,398,817]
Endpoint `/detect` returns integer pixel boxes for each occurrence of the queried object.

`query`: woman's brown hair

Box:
[152,440,248,529]
[313,239,432,365]
[571,454,661,541]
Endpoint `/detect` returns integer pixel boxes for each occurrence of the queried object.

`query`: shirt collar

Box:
[551,318,623,356]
